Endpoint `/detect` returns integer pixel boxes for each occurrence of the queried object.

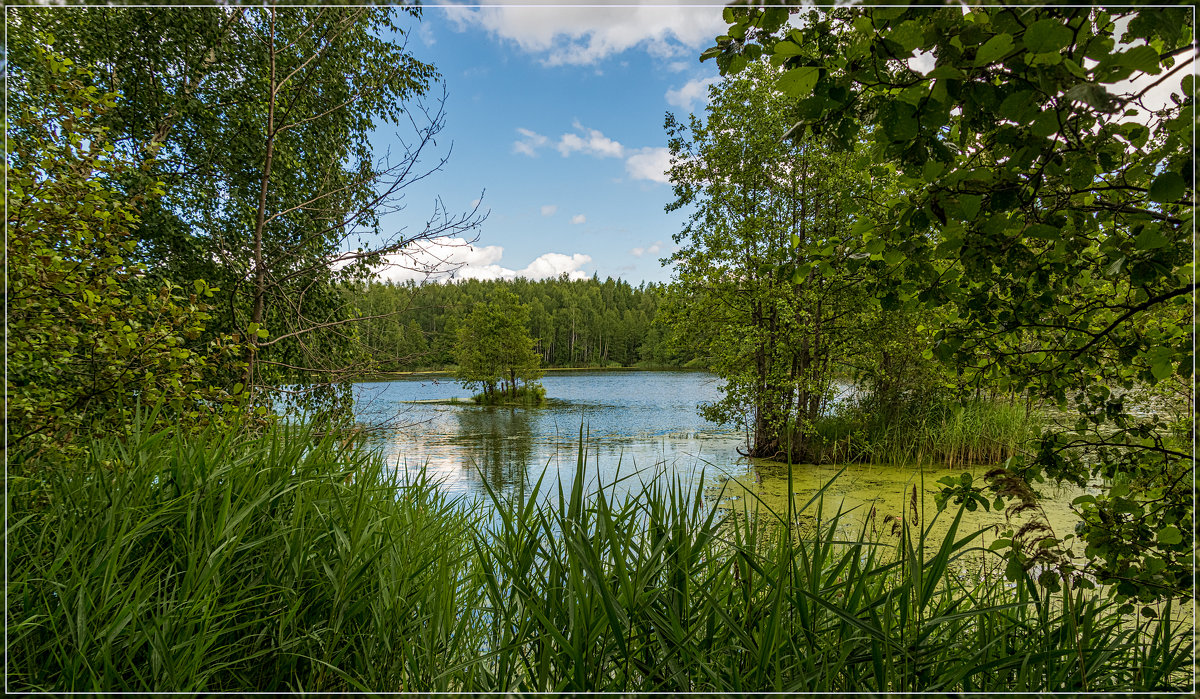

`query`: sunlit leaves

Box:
[1022,19,1073,53]
[7,46,250,461]
[777,66,820,99]
[709,4,1195,606]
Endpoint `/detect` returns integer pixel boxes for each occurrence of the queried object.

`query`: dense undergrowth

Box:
[7,420,1192,692]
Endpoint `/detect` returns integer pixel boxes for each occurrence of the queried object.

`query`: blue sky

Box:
[366,2,730,285]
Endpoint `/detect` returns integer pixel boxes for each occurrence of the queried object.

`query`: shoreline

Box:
[355,365,707,383]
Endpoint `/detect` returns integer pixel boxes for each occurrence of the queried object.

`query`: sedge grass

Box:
[813,398,1032,466]
[6,417,1192,692]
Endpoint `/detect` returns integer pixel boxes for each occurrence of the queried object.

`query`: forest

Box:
[5,3,1195,693]
[349,275,692,371]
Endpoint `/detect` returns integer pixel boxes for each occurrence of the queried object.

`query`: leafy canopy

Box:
[706,4,1194,606]
[6,43,249,463]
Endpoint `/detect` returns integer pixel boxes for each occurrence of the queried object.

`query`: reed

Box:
[812,398,1032,466]
[7,419,1191,692]
[7,413,484,692]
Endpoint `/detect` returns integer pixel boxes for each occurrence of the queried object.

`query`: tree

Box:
[5,44,246,463]
[662,60,883,461]
[9,5,485,422]
[454,291,543,403]
[708,5,1194,606]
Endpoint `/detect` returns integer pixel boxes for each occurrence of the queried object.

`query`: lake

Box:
[353,369,1089,546]
[354,370,746,501]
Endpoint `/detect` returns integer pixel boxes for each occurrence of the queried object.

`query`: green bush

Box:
[810,397,1032,466]
[6,43,248,465]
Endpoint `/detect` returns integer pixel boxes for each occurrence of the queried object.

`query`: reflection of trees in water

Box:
[453,407,536,494]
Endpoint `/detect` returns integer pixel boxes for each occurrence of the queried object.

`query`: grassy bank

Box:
[812,398,1032,465]
[7,421,1191,692]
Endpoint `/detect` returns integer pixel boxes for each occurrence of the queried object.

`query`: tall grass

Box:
[813,398,1032,465]
[7,415,483,692]
[7,420,1191,692]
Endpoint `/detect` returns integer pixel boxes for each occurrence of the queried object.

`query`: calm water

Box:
[353,370,1087,542]
[354,370,748,501]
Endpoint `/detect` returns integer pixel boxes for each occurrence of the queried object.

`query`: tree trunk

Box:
[247,8,279,393]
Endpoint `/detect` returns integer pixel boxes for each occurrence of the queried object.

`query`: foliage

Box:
[8,6,482,423]
[350,275,686,370]
[708,4,1194,606]
[9,426,1192,692]
[662,60,885,461]
[7,414,480,692]
[816,397,1031,467]
[5,43,247,463]
[454,290,544,402]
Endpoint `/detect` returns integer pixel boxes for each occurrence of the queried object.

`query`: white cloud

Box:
[570,214,586,224]
[557,120,625,158]
[519,252,592,280]
[625,147,672,184]
[665,76,719,110]
[367,237,591,283]
[444,2,728,67]
[417,22,437,48]
[513,127,548,156]
[630,240,663,257]
[541,204,557,216]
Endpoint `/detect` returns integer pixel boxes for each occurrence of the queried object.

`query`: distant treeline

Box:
[348,276,697,371]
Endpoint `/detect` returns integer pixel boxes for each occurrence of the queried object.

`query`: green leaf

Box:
[1156,525,1182,545]
[888,20,925,54]
[1133,227,1169,250]
[777,66,820,99]
[975,33,1014,66]
[1026,223,1059,241]
[1115,44,1162,74]
[1143,346,1176,380]
[927,65,964,79]
[1031,110,1060,138]
[959,195,981,221]
[1023,19,1073,54]
[1070,161,1096,190]
[774,41,805,58]
[999,91,1039,123]
[881,101,918,141]
[1147,171,1186,203]
[1065,83,1117,112]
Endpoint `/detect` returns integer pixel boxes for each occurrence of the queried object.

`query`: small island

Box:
[453,290,546,406]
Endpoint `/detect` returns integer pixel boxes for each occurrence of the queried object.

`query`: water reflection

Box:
[449,406,536,494]
[357,371,746,501]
